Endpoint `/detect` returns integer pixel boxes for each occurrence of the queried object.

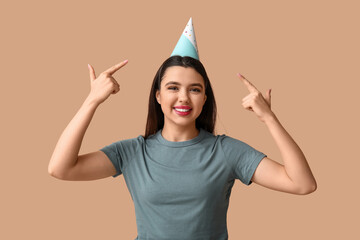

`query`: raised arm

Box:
[48,60,128,180]
[237,73,317,195]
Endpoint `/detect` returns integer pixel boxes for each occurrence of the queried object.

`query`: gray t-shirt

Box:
[100,128,267,240]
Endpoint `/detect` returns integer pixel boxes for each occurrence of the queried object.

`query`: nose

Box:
[178,89,190,103]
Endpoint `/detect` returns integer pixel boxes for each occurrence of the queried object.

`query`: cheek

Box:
[166,94,177,102]
[194,96,206,106]
[160,94,175,107]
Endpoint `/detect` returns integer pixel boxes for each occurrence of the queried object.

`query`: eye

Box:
[167,86,201,92]
[191,88,201,92]
[168,86,178,90]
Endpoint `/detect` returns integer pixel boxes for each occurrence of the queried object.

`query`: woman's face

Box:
[156,66,207,129]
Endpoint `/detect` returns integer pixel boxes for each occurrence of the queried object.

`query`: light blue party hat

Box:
[171,17,199,60]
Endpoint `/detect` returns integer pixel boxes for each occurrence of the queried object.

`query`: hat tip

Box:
[170,17,199,60]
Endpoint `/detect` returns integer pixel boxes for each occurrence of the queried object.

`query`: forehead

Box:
[162,66,204,85]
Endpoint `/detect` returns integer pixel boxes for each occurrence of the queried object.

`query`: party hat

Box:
[171,17,199,60]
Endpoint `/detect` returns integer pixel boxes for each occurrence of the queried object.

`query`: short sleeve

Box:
[220,135,267,186]
[100,136,142,178]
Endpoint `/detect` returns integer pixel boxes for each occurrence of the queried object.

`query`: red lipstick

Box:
[173,106,192,116]
[173,106,192,109]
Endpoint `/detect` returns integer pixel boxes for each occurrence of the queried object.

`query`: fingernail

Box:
[123,59,128,63]
[237,73,244,78]
[87,64,91,69]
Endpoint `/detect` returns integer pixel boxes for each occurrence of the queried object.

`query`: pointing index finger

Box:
[237,73,259,93]
[104,60,129,75]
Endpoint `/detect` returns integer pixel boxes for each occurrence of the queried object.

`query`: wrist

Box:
[263,111,278,125]
[83,96,101,109]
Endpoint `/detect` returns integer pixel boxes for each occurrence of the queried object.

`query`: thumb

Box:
[88,64,96,82]
[265,89,272,108]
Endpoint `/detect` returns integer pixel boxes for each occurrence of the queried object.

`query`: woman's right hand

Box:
[86,60,128,105]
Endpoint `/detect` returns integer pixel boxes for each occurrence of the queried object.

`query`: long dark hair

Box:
[143,55,217,139]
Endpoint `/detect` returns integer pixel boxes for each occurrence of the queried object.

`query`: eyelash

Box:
[167,87,201,92]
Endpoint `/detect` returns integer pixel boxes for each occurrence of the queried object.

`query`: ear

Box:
[156,90,161,104]
[203,94,207,104]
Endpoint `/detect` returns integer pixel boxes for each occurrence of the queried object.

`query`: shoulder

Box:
[215,132,264,158]
[197,129,248,146]
[199,130,252,155]
[215,132,248,147]
[101,134,145,151]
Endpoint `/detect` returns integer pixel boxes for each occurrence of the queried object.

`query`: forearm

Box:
[48,97,100,177]
[264,113,317,191]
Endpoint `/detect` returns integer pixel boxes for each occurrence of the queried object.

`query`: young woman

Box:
[48,55,317,240]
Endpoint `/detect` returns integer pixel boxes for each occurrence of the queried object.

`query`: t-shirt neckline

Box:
[156,128,206,147]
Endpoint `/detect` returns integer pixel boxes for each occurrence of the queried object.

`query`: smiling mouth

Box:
[173,108,192,112]
[173,108,192,115]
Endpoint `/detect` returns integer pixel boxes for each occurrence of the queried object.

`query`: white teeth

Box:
[174,108,191,112]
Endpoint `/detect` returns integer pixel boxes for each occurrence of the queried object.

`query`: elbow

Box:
[48,170,65,180]
[48,167,59,178]
[298,182,317,195]
[48,163,57,177]
[48,165,64,180]
[48,164,54,176]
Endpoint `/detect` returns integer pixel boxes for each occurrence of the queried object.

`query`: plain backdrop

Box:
[1,0,359,239]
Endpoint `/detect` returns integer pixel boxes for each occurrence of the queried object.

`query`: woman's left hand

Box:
[237,73,275,123]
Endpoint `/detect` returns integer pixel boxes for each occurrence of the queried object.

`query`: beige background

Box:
[1,0,359,239]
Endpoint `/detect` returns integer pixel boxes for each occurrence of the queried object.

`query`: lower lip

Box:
[174,108,192,116]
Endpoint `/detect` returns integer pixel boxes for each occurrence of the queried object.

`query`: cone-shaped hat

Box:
[170,17,199,60]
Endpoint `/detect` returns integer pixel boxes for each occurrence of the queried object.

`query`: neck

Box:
[161,123,200,142]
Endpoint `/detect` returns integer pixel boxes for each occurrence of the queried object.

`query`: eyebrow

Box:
[164,81,203,89]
